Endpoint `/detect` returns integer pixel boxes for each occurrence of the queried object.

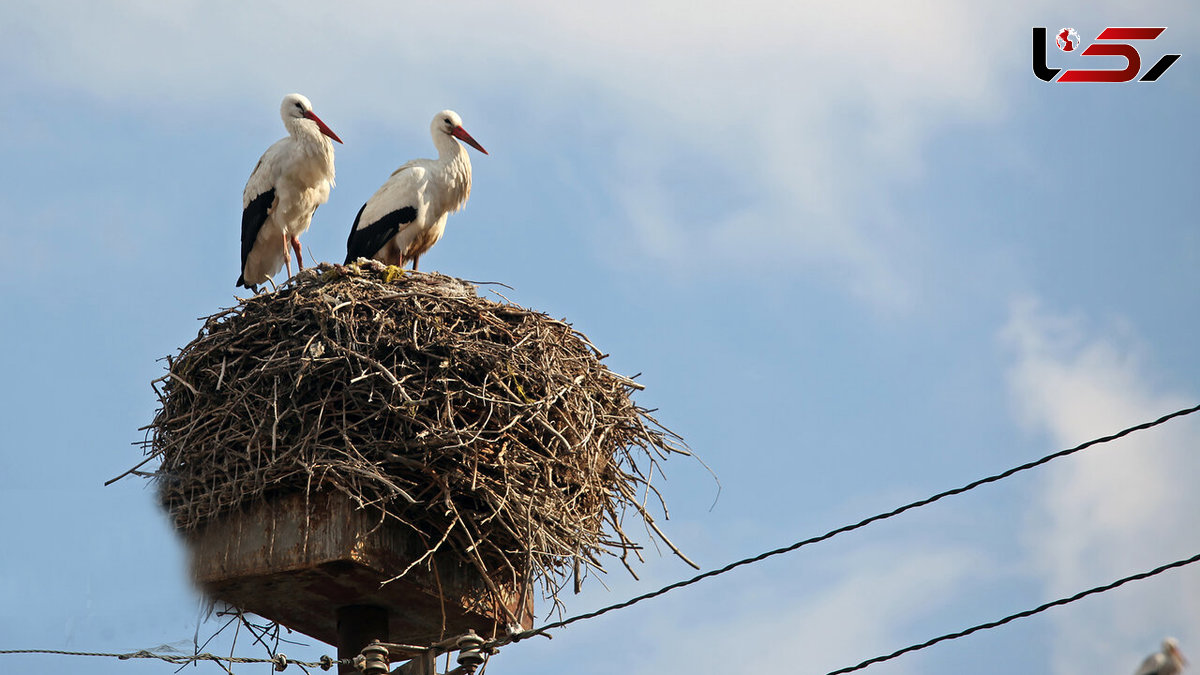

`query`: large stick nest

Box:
[143,261,692,609]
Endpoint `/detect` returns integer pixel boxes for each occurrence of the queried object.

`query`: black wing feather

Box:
[344,204,417,264]
[237,188,275,287]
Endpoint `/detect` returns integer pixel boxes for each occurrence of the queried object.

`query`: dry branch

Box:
[140,261,691,611]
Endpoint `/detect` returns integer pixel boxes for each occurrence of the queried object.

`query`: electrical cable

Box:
[0,648,342,670]
[5,404,1198,670]
[826,549,1200,674]
[495,402,1200,647]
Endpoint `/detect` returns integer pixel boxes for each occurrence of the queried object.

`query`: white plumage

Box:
[238,93,342,290]
[1136,638,1188,675]
[344,110,487,270]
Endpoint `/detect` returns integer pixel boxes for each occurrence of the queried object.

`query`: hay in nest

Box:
[142,260,693,611]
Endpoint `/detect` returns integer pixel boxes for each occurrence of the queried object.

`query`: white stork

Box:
[238,93,343,290]
[1136,638,1188,675]
[344,110,486,270]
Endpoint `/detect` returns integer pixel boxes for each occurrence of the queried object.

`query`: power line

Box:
[7,544,1198,675]
[6,405,1197,670]
[0,648,342,671]
[826,549,1200,674]
[496,402,1200,647]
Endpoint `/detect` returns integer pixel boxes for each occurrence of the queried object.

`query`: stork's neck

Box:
[433,130,469,165]
[432,133,473,212]
[287,118,337,178]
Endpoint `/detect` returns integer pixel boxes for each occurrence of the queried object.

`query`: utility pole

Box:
[337,605,389,675]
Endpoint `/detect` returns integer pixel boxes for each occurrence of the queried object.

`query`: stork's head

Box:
[281,93,343,144]
[433,109,487,155]
[1164,638,1187,666]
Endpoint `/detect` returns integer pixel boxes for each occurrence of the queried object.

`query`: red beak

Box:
[303,110,343,144]
[451,126,487,155]
[1170,645,1188,666]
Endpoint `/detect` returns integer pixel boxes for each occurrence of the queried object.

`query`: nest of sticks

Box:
[142,261,693,611]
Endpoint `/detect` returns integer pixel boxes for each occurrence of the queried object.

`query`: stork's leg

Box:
[411,255,420,272]
[290,235,305,270]
[282,233,293,278]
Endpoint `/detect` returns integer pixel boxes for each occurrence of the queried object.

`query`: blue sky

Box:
[1,2,1197,674]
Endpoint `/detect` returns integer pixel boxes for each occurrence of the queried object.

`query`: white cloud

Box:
[554,1,1019,311]
[1002,297,1200,675]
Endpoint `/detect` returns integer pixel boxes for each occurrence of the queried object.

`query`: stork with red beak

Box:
[344,110,486,270]
[1136,638,1188,675]
[238,93,343,290]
